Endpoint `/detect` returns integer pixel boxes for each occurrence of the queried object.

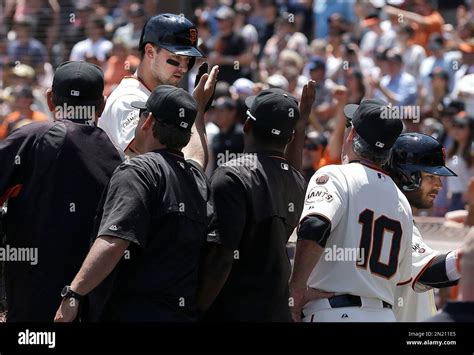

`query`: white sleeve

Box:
[99,95,142,151]
[410,225,440,292]
[299,166,347,231]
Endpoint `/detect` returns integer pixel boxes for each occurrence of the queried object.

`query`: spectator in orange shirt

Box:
[0,85,48,139]
[386,0,444,53]
[103,39,140,96]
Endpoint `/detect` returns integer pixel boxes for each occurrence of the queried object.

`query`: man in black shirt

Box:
[55,67,218,322]
[0,61,122,321]
[196,82,319,321]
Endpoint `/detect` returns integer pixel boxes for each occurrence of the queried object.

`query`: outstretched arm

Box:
[285,80,316,171]
[184,64,219,169]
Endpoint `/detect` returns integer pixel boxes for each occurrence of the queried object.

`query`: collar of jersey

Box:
[350,159,389,175]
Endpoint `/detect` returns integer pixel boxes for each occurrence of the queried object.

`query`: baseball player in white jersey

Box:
[98,13,216,157]
[289,99,410,322]
[385,133,461,321]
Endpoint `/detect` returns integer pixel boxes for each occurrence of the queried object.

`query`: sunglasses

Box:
[139,109,150,117]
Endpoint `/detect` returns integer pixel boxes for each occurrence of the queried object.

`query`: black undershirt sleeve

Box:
[297,214,332,248]
[418,254,459,288]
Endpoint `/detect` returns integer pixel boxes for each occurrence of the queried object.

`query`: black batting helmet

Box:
[139,13,204,70]
[385,133,457,192]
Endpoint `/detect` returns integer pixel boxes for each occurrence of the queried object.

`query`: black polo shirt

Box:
[204,152,306,321]
[0,120,122,321]
[89,149,211,322]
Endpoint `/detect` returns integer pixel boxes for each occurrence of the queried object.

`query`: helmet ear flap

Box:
[401,170,421,192]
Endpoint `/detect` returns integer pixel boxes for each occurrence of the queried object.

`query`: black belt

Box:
[328,295,392,309]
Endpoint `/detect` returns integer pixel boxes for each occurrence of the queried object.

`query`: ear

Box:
[243,118,252,133]
[46,89,55,112]
[141,113,154,131]
[144,43,155,59]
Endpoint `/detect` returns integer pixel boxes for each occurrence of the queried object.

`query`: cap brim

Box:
[160,44,204,58]
[400,164,457,177]
[245,95,256,109]
[130,101,148,110]
[343,103,359,119]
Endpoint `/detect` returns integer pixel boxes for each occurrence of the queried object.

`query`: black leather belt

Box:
[328,295,392,309]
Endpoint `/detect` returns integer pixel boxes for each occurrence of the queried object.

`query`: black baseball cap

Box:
[344,99,403,151]
[245,88,300,139]
[131,85,198,132]
[52,61,104,103]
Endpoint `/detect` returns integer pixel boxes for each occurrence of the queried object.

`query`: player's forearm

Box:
[196,244,234,312]
[284,123,305,172]
[183,110,208,169]
[327,104,346,161]
[290,240,324,289]
[70,235,130,296]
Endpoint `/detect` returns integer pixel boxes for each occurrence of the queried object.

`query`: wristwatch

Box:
[61,285,83,301]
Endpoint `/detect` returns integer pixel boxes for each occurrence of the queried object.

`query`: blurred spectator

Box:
[345,69,366,104]
[61,3,93,63]
[267,74,289,91]
[229,78,255,124]
[234,2,259,54]
[302,130,328,182]
[452,42,474,113]
[313,0,355,39]
[371,48,417,106]
[397,24,427,78]
[422,68,450,118]
[103,39,140,96]
[70,15,113,65]
[307,56,336,125]
[385,0,444,52]
[446,114,474,211]
[251,0,279,59]
[208,96,244,171]
[113,2,146,50]
[208,6,252,84]
[360,11,396,57]
[7,18,48,76]
[0,85,48,140]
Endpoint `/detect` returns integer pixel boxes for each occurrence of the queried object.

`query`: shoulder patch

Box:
[315,174,329,185]
[305,186,334,204]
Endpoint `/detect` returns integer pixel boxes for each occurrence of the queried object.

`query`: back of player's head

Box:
[244,88,299,150]
[51,61,105,125]
[131,85,197,150]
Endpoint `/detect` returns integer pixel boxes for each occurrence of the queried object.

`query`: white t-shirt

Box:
[299,162,413,306]
[394,224,439,322]
[70,38,113,62]
[98,77,151,151]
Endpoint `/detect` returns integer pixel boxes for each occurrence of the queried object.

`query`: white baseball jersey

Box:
[300,162,413,306]
[98,76,151,151]
[394,224,440,321]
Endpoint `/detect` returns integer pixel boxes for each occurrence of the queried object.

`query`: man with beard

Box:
[385,133,461,321]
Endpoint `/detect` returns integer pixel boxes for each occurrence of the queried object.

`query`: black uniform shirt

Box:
[205,151,306,321]
[0,120,122,321]
[92,149,211,321]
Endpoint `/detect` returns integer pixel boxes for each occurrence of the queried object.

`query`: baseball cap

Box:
[215,6,235,21]
[213,96,236,110]
[307,56,326,72]
[230,78,254,96]
[131,85,198,132]
[245,88,300,139]
[343,99,403,151]
[52,61,104,103]
[428,33,444,51]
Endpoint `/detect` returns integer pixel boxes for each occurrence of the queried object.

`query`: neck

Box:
[136,64,161,91]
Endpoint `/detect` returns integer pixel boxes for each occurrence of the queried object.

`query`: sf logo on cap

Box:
[375,141,385,148]
[189,29,197,44]
[180,121,189,129]
[70,90,80,97]
[271,128,281,136]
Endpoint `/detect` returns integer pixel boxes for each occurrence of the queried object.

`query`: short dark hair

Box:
[352,132,390,165]
[152,119,191,150]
